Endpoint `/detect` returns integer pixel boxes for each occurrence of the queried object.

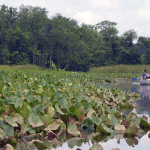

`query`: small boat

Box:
[140,78,150,85]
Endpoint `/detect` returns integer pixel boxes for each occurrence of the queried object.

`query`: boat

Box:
[140,78,150,85]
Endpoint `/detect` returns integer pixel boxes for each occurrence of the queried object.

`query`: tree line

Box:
[0,4,150,71]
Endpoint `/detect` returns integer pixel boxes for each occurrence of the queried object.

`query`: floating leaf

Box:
[92,115,101,126]
[140,118,150,128]
[45,121,60,131]
[67,137,80,148]
[4,144,14,150]
[74,107,85,121]
[67,122,80,136]
[19,103,31,119]
[81,118,94,130]
[118,92,125,100]
[55,103,64,115]
[114,124,126,131]
[89,143,103,150]
[126,137,138,147]
[97,123,116,134]
[11,113,24,125]
[47,105,55,118]
[28,113,44,127]
[41,114,52,127]
[2,125,14,137]
[0,128,7,140]
[4,116,18,127]
[108,114,119,126]
[27,95,34,103]
[126,125,139,134]
[29,139,48,150]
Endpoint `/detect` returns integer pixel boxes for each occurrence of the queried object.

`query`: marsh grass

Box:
[89,65,150,74]
[0,64,42,71]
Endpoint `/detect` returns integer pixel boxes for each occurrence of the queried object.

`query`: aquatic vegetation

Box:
[0,70,149,149]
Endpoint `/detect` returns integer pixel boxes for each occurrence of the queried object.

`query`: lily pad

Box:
[114,124,126,131]
[67,122,80,136]
[45,121,60,131]
[28,113,44,127]
[4,116,18,127]
[81,118,94,130]
[140,118,150,128]
[4,144,14,150]
[0,128,7,140]
[89,143,103,150]
[97,123,116,134]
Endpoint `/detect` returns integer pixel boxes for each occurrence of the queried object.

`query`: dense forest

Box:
[0,4,150,71]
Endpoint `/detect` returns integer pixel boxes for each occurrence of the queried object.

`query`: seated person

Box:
[147,71,150,79]
[142,70,147,79]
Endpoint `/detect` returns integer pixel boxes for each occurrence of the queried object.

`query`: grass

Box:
[89,65,150,74]
[0,64,43,71]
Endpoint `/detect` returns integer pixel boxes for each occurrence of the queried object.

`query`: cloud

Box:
[73,10,100,25]
[138,0,150,18]
[89,0,118,9]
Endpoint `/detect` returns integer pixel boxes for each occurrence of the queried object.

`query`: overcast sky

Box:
[1,0,150,37]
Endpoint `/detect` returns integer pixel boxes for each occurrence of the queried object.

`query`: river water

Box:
[51,79,150,150]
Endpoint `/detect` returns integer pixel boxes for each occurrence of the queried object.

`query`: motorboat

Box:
[140,78,150,85]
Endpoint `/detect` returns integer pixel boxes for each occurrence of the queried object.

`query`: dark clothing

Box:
[142,73,147,79]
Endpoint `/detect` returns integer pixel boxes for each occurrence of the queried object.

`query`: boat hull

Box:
[140,78,150,85]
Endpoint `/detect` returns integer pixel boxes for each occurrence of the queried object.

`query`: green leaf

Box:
[126,125,139,134]
[67,138,80,148]
[67,123,80,136]
[19,103,31,120]
[74,107,85,121]
[11,113,24,125]
[2,125,14,137]
[97,123,116,134]
[110,107,117,114]
[11,96,23,108]
[20,124,29,134]
[55,103,64,115]
[58,97,69,109]
[108,114,119,126]
[140,118,150,128]
[36,95,42,102]
[28,113,44,127]
[118,92,125,100]
[126,137,138,147]
[4,116,18,127]
[0,118,7,127]
[32,104,44,114]
[47,105,55,118]
[29,139,48,150]
[92,115,102,126]
[81,118,94,130]
[0,128,7,140]
[27,95,34,103]
[41,114,52,127]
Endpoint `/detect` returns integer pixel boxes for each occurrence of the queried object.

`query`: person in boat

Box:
[142,70,147,80]
[147,71,150,79]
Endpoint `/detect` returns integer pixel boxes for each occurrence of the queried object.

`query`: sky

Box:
[1,0,150,38]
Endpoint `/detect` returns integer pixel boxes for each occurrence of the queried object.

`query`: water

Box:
[50,79,150,150]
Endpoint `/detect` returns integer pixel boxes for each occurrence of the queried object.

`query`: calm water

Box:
[52,79,150,150]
